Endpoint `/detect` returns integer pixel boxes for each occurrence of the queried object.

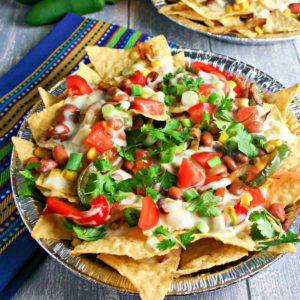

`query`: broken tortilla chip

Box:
[76,62,101,85]
[12,137,35,164]
[264,10,300,33]
[38,87,61,108]
[173,52,186,69]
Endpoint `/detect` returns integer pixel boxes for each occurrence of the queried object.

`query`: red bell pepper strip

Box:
[191,61,231,80]
[187,102,216,123]
[192,152,222,169]
[44,196,110,227]
[178,158,205,189]
[246,188,266,208]
[129,70,147,86]
[138,195,159,231]
[66,75,93,97]
[215,187,225,197]
[131,97,165,115]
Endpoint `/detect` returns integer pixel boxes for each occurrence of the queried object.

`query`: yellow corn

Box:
[284,9,291,17]
[151,59,161,68]
[49,168,62,177]
[62,170,78,182]
[233,3,240,11]
[227,80,237,88]
[240,192,252,207]
[224,206,239,226]
[87,147,99,161]
[142,69,150,77]
[225,5,232,13]
[34,147,51,158]
[236,98,249,107]
[241,2,249,10]
[218,132,229,144]
[265,139,283,153]
[254,26,264,36]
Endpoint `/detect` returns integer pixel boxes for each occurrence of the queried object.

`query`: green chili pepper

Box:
[124,208,140,227]
[65,153,83,172]
[201,111,210,129]
[246,143,289,188]
[25,0,111,26]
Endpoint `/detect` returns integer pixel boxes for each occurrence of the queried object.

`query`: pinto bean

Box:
[289,3,300,14]
[36,159,58,173]
[113,92,129,102]
[206,164,227,176]
[124,160,134,170]
[168,186,183,200]
[222,155,237,171]
[118,78,132,90]
[229,179,244,196]
[268,203,286,223]
[146,71,159,83]
[201,131,213,146]
[208,122,220,135]
[53,146,69,166]
[235,152,249,164]
[98,81,113,91]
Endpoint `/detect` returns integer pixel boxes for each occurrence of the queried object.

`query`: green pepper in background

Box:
[25,0,116,26]
[18,0,41,5]
[246,143,289,188]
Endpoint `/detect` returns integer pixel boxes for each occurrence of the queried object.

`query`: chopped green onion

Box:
[114,191,128,201]
[195,221,210,234]
[131,84,143,96]
[201,111,210,129]
[124,207,140,227]
[164,95,172,105]
[183,188,199,201]
[102,104,114,116]
[65,153,83,172]
[198,95,208,102]
[208,92,219,105]
[207,156,222,168]
[115,101,130,111]
[181,118,191,128]
[168,83,185,96]
[227,122,244,136]
[186,67,199,75]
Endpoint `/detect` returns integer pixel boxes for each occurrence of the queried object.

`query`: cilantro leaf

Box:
[179,229,195,248]
[182,76,204,91]
[154,225,187,250]
[156,239,176,251]
[159,170,177,191]
[186,191,221,217]
[94,158,113,172]
[236,129,258,157]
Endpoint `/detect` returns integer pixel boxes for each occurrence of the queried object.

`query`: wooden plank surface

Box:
[0,0,299,299]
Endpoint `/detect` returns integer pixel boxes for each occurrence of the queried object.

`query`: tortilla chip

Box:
[99,249,180,300]
[31,214,73,240]
[268,243,296,254]
[278,136,300,172]
[37,186,79,203]
[27,101,65,148]
[173,52,186,69]
[169,104,188,114]
[76,62,101,84]
[264,84,300,120]
[12,137,35,164]
[71,226,176,259]
[264,10,300,33]
[86,35,171,84]
[174,238,248,277]
[38,87,61,108]
[130,109,170,121]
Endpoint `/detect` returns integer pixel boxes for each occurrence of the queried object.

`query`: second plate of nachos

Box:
[153,0,300,44]
[11,36,300,299]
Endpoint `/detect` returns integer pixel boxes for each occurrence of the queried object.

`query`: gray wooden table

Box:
[1,0,300,299]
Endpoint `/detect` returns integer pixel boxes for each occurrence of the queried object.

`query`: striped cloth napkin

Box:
[0,12,177,299]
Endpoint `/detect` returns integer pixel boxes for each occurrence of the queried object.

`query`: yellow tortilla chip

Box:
[76,62,101,84]
[37,186,79,203]
[278,136,300,172]
[99,249,180,300]
[174,239,248,277]
[12,137,35,164]
[31,214,73,240]
[264,10,300,33]
[268,243,296,254]
[71,226,176,259]
[129,109,170,121]
[173,52,186,69]
[264,84,300,120]
[38,87,61,108]
[27,101,64,148]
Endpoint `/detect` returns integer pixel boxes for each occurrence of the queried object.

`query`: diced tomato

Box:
[178,158,205,189]
[129,70,147,86]
[131,97,165,115]
[191,62,231,80]
[192,152,222,169]
[133,148,153,173]
[187,102,216,123]
[215,187,225,197]
[234,85,242,96]
[236,107,258,126]
[204,175,224,185]
[85,129,113,153]
[246,188,265,208]
[199,84,215,96]
[66,75,93,97]
[234,203,248,223]
[138,195,159,231]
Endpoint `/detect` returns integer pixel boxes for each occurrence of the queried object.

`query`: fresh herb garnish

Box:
[186,191,221,217]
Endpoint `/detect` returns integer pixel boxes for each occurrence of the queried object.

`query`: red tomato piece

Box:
[138,195,160,231]
[85,129,114,153]
[234,203,248,223]
[187,102,216,123]
[236,107,258,126]
[204,175,224,185]
[192,152,222,169]
[215,187,225,197]
[133,148,153,173]
[191,62,231,80]
[131,97,165,116]
[66,75,93,97]
[178,158,205,189]
[199,84,215,96]
[246,188,266,208]
[129,70,147,86]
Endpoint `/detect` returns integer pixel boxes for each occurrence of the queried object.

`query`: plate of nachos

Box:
[152,0,300,44]
[11,36,300,299]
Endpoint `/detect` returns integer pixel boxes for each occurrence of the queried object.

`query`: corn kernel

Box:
[265,139,283,153]
[233,4,241,11]
[142,69,150,77]
[254,26,264,36]
[241,2,249,9]
[273,139,283,147]
[284,9,291,16]
[62,170,78,182]
[87,147,99,161]
[227,80,237,88]
[34,147,51,158]
[240,192,252,207]
[49,168,62,177]
[236,0,243,4]
[225,5,232,13]
[218,132,229,144]
[151,59,161,67]
[236,98,249,107]
[224,206,239,225]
